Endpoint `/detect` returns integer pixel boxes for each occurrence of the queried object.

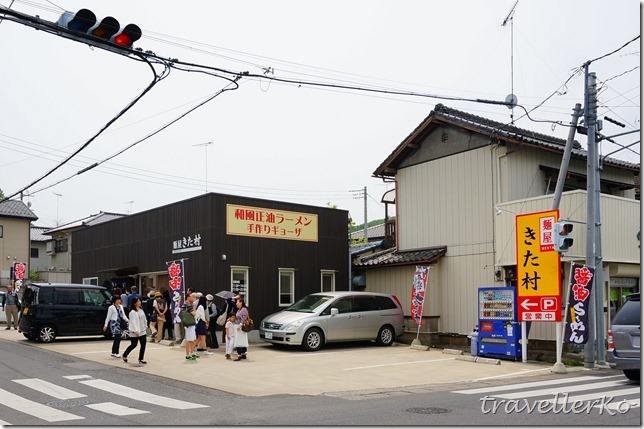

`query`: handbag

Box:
[216,303,228,326]
[180,308,196,326]
[117,308,128,331]
[241,317,254,333]
[150,312,158,323]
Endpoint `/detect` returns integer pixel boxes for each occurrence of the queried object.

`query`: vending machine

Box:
[477,286,521,360]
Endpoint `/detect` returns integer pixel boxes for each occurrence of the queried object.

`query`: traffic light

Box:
[56,9,141,49]
[554,221,574,253]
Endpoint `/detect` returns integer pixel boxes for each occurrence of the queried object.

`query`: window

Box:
[31,247,39,258]
[83,277,98,286]
[0,225,3,238]
[279,269,295,306]
[55,289,80,305]
[54,238,68,253]
[231,267,249,306]
[321,271,335,292]
[82,289,106,306]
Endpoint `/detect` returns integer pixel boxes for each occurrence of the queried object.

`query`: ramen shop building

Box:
[71,193,349,323]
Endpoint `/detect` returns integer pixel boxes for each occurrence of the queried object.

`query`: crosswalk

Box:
[453,375,640,414]
[0,375,209,424]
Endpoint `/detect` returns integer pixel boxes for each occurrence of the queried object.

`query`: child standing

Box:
[225,315,236,359]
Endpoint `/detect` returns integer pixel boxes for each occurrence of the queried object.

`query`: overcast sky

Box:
[0,0,640,228]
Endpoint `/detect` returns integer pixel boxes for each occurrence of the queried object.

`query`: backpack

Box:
[180,307,196,326]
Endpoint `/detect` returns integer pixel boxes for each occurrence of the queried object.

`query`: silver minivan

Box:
[259,291,404,351]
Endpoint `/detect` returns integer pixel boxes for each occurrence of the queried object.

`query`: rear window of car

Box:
[612,299,641,326]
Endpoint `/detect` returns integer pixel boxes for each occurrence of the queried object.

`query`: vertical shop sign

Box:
[515,210,562,322]
[563,263,595,344]
[166,259,185,324]
[12,262,27,292]
[411,266,429,326]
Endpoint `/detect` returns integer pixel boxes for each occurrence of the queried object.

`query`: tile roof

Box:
[350,240,385,256]
[0,199,38,221]
[44,211,126,234]
[31,225,51,241]
[374,103,640,177]
[353,245,446,268]
[350,223,386,241]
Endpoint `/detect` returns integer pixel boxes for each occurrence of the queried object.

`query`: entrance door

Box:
[231,267,249,305]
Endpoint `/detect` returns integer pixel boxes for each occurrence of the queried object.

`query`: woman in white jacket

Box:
[103,295,128,358]
[122,296,148,364]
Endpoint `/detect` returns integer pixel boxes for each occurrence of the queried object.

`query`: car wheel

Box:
[623,369,640,382]
[38,326,56,343]
[376,325,395,346]
[302,328,324,352]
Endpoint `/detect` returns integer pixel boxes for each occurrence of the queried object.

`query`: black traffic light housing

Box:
[554,221,574,253]
[57,9,141,49]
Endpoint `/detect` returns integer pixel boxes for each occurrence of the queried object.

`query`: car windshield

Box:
[285,295,334,313]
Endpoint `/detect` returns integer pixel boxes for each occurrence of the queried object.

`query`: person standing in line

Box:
[2,284,20,330]
[224,314,236,359]
[233,298,249,361]
[152,292,167,343]
[162,290,174,341]
[144,291,156,341]
[103,295,128,358]
[120,288,129,308]
[128,286,141,307]
[195,296,213,355]
[122,296,147,364]
[221,296,236,344]
[205,294,220,349]
[183,294,199,361]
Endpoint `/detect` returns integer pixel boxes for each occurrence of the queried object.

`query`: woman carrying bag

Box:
[103,295,129,358]
[122,296,148,364]
[233,298,250,361]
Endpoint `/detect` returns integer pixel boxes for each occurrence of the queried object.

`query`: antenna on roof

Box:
[501,0,519,124]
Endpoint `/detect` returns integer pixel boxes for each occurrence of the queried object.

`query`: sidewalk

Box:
[1,328,591,398]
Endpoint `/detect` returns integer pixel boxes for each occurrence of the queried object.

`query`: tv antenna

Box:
[501,0,519,124]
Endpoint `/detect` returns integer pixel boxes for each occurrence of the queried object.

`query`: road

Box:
[0,337,639,425]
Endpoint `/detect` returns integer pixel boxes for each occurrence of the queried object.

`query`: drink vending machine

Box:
[477,286,521,360]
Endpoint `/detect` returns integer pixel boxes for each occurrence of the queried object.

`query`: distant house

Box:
[43,212,127,283]
[356,103,640,343]
[30,226,52,275]
[0,200,38,288]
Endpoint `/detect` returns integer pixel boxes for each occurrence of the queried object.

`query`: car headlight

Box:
[283,320,304,331]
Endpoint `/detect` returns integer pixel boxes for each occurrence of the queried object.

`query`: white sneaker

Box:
[111,353,121,358]
[203,351,214,355]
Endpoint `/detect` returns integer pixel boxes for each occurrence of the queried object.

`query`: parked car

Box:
[259,291,404,351]
[606,293,640,382]
[19,283,112,343]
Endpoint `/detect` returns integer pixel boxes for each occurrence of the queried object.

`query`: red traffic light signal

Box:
[56,9,141,49]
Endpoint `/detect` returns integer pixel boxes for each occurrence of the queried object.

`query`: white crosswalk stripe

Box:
[452,374,641,413]
[0,375,209,424]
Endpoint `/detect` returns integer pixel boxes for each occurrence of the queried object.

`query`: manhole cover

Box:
[47,399,90,408]
[406,407,451,415]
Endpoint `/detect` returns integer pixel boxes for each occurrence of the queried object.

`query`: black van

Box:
[19,283,112,343]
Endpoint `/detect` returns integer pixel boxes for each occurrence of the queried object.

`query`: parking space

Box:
[0,327,563,397]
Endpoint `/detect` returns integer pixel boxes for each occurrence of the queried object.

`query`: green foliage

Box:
[29,269,39,280]
[0,188,4,199]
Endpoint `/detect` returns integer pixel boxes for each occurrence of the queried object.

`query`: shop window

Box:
[31,247,39,258]
[83,277,98,286]
[279,269,294,306]
[321,271,335,292]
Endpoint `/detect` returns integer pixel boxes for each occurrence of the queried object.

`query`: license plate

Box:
[265,332,272,339]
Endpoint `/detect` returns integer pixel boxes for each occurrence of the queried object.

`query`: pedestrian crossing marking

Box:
[14,378,86,399]
[494,379,631,400]
[542,387,641,405]
[0,418,11,425]
[453,375,623,395]
[0,387,84,422]
[85,402,150,416]
[78,379,209,409]
[63,375,93,380]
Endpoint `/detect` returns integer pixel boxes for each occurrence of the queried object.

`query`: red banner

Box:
[166,259,185,324]
[12,262,27,292]
[411,266,429,326]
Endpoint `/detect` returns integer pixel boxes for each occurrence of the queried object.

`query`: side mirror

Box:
[330,308,339,316]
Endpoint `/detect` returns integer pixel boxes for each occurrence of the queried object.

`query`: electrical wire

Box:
[0,54,169,203]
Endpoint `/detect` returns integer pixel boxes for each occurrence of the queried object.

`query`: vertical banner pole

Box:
[410,266,429,347]
[521,321,527,363]
[552,263,574,373]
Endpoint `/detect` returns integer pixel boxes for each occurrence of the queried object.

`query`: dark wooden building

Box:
[72,193,349,322]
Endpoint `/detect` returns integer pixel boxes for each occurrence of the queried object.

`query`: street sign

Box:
[515,209,562,322]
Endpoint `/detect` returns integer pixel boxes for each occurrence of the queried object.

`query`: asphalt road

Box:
[0,329,639,426]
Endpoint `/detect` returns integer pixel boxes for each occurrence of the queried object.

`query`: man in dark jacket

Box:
[2,284,20,330]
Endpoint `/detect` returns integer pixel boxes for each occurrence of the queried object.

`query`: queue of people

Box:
[102,288,252,365]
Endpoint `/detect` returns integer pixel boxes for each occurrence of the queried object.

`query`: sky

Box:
[0,0,640,228]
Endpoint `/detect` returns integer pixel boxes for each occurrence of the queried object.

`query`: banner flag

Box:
[563,263,595,344]
[166,259,185,324]
[411,266,430,326]
[12,262,27,292]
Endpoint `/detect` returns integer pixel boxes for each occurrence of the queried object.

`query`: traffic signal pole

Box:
[551,103,582,374]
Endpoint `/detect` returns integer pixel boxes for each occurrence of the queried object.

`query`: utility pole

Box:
[583,66,598,369]
[362,186,368,242]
